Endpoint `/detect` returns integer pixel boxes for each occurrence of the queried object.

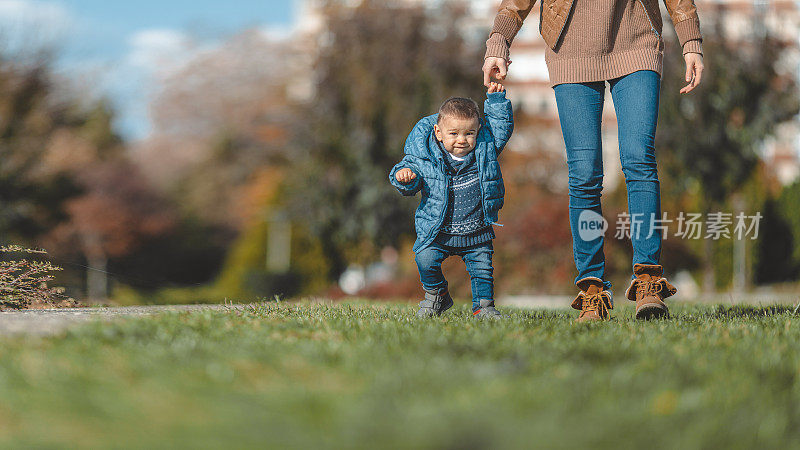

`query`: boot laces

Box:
[636,279,663,298]
[581,292,609,319]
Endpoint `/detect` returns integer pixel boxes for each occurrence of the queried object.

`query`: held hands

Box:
[482,57,512,87]
[488,82,505,94]
[680,53,704,94]
[395,168,417,184]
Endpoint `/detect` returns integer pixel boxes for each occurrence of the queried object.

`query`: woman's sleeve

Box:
[485,0,538,60]
[682,39,703,56]
[662,0,703,48]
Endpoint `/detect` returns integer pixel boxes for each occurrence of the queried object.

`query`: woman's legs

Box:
[554,70,663,293]
[553,81,612,290]
[609,70,663,277]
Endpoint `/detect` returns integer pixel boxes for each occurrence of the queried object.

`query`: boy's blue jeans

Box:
[415,241,493,312]
[553,69,663,289]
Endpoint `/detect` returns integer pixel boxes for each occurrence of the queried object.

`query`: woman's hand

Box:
[482,57,512,87]
[680,53,704,94]
[395,168,417,184]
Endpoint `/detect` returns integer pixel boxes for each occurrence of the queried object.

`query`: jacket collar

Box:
[440,143,476,175]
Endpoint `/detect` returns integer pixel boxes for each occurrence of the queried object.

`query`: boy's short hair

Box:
[437,97,480,124]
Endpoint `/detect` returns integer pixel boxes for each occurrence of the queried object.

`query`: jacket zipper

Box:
[476,146,501,227]
[636,0,661,38]
[420,156,451,250]
[478,149,488,225]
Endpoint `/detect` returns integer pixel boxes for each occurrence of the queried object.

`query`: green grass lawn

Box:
[1,301,799,449]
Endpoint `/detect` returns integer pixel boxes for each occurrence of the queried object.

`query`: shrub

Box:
[0,245,67,309]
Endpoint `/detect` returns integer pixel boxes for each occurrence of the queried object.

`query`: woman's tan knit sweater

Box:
[486,0,703,87]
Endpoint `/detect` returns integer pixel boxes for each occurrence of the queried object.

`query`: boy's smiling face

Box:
[434,115,480,157]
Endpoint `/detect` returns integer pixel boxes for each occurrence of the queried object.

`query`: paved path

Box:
[0,304,230,337]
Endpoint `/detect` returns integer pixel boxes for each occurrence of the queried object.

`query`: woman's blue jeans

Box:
[415,241,493,312]
[553,69,663,289]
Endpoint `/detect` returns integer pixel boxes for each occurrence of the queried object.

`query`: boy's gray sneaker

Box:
[416,288,454,318]
[473,299,502,320]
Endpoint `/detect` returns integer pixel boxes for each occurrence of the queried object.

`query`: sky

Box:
[0,0,296,140]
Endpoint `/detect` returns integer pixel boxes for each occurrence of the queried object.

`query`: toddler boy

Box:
[389,82,513,319]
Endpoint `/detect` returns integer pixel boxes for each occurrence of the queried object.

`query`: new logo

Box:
[578,210,608,241]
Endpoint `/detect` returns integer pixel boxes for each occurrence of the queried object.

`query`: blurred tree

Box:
[0,59,109,243]
[45,161,177,301]
[126,29,303,301]
[215,168,330,300]
[136,30,294,230]
[756,179,800,283]
[108,216,231,293]
[775,180,800,275]
[657,15,800,291]
[286,0,486,279]
[0,53,209,300]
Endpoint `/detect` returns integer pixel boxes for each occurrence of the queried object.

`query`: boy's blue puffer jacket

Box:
[389,91,514,253]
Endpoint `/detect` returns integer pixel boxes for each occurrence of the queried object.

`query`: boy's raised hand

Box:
[395,168,417,184]
[488,82,506,94]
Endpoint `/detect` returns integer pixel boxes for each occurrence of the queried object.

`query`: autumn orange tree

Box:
[0,59,91,243]
[44,161,177,300]
[0,52,195,300]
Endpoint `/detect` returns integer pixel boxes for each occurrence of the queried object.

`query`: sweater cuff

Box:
[484,33,510,60]
[673,18,703,47]
[486,91,508,103]
[490,13,522,44]
[682,39,703,56]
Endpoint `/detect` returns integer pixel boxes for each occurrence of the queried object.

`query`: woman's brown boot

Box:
[571,277,613,322]
[625,263,677,320]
